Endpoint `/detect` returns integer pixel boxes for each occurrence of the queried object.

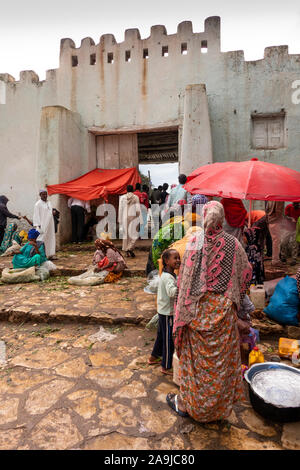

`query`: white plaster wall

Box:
[1,15,300,227]
[38,105,87,242]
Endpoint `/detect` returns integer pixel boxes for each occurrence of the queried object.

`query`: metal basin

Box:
[244,362,300,423]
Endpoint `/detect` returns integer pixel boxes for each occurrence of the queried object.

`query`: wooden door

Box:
[96,134,138,168]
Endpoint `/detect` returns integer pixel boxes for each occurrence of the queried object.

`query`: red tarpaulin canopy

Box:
[47,167,141,201]
[185,159,300,201]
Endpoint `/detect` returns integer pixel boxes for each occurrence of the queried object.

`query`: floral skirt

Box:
[179,292,244,422]
[104,271,123,283]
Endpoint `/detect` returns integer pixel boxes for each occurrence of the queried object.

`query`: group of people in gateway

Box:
[1,171,300,423]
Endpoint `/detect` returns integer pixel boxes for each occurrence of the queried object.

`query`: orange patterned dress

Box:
[178,292,244,422]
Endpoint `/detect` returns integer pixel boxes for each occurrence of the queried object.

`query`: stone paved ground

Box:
[1,320,299,450]
[0,244,300,450]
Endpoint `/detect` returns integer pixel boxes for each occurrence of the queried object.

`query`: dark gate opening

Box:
[138,130,178,164]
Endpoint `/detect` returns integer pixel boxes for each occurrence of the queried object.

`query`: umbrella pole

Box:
[248,200,252,228]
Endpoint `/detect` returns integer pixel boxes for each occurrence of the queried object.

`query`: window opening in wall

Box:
[90,53,96,65]
[162,46,168,57]
[107,52,114,64]
[181,43,188,55]
[72,55,78,67]
[125,50,131,62]
[143,48,149,59]
[201,40,208,53]
[251,112,286,150]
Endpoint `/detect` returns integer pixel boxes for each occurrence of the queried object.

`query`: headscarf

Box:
[173,201,252,351]
[94,238,121,255]
[28,229,40,240]
[192,194,208,207]
[19,230,28,241]
[152,220,186,268]
[221,198,247,228]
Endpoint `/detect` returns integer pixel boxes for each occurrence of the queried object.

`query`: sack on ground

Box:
[36,266,50,281]
[264,275,300,326]
[1,266,39,283]
[41,260,57,271]
[68,267,108,286]
[1,241,21,257]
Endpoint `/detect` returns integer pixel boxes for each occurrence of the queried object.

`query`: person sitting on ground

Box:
[148,248,181,376]
[0,223,22,254]
[243,227,265,284]
[93,238,127,283]
[12,229,47,269]
[167,201,252,420]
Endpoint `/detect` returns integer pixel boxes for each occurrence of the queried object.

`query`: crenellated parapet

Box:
[59,16,221,69]
[2,17,300,91]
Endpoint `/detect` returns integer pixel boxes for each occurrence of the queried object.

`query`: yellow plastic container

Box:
[278,338,300,359]
[248,347,265,367]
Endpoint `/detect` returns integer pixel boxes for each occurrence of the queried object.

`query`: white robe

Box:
[118,193,143,251]
[33,199,56,257]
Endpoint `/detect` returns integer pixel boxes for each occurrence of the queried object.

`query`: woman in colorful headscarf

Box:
[12,229,47,269]
[151,196,205,271]
[221,197,247,243]
[0,223,22,254]
[166,201,252,420]
[93,238,127,283]
[243,227,265,285]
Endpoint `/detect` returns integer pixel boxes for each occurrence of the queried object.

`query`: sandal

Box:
[166,393,189,417]
[148,357,161,365]
[161,367,173,376]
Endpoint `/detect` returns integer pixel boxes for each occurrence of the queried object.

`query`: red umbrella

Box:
[185,159,300,202]
[185,158,300,227]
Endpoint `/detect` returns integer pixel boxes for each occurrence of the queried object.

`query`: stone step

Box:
[0,306,150,327]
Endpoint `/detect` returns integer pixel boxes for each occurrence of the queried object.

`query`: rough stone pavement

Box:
[1,320,299,451]
[0,245,299,450]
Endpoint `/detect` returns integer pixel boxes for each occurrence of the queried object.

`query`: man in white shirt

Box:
[68,197,91,243]
[33,189,56,258]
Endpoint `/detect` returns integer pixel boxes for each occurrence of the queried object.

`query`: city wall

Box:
[1,16,300,228]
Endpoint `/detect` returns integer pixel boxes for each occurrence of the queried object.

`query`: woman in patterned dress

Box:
[167,201,252,421]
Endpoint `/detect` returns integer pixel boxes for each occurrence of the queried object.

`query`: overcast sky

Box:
[1,0,300,79]
[1,0,300,186]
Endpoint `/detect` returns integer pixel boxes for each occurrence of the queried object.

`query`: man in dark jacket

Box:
[0,195,20,244]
